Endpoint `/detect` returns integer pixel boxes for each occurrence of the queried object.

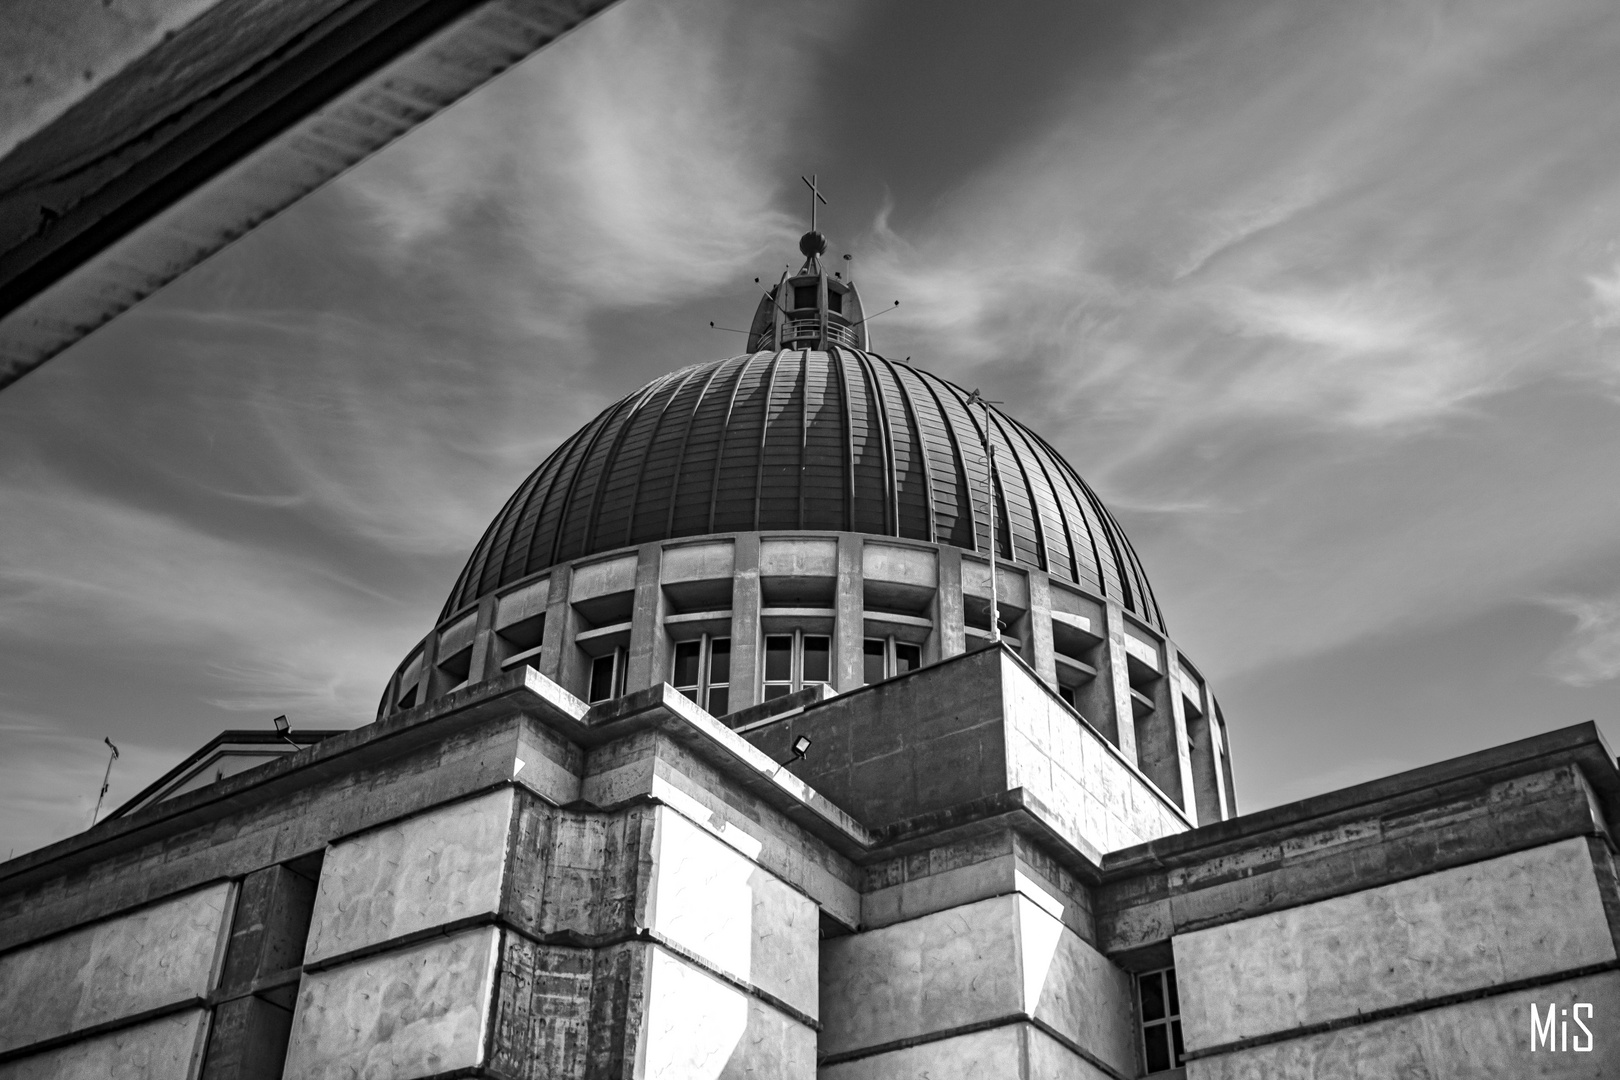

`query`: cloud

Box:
[338,0,840,327]
[1542,593,1620,687]
[1590,260,1620,329]
[0,716,177,859]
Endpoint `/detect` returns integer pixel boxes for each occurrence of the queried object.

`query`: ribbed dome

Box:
[442,350,1164,631]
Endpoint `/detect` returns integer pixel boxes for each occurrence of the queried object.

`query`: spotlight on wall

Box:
[780,735,812,767]
[271,714,299,750]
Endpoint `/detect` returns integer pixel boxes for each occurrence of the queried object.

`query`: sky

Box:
[5,0,1620,858]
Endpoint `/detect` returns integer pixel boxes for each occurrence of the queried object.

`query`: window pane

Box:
[1142,1025,1170,1073]
[672,641,701,689]
[1171,1020,1184,1066]
[763,682,790,700]
[707,687,729,715]
[863,638,885,684]
[802,635,831,683]
[1138,972,1165,1022]
[894,642,920,674]
[708,638,731,684]
[793,285,817,309]
[827,289,843,314]
[589,655,616,703]
[1057,684,1076,706]
[765,636,793,681]
[1166,969,1179,1017]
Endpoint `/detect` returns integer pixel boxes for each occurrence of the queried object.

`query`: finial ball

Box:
[799,230,828,257]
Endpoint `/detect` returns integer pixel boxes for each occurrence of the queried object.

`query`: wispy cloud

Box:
[1543,593,1620,687]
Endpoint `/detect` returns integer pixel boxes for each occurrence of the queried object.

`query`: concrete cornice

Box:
[1099,720,1619,878]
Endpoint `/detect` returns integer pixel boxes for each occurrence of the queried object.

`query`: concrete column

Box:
[626,543,666,692]
[1101,602,1135,759]
[935,546,965,660]
[1215,701,1238,816]
[830,534,863,692]
[1162,648,1198,823]
[1176,660,1223,825]
[732,534,763,708]
[416,627,443,705]
[541,564,584,696]
[465,593,500,685]
[1134,635,1187,810]
[1027,570,1057,690]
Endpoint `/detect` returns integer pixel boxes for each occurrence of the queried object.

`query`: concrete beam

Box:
[0,0,617,391]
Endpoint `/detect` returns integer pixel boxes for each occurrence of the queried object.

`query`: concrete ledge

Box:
[1102,721,1618,877]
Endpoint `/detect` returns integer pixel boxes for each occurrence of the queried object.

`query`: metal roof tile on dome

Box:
[441,350,1166,633]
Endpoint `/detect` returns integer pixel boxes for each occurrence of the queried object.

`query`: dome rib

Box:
[440,350,1168,634]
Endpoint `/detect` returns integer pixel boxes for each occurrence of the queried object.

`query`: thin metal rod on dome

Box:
[968,390,1003,643]
[90,737,119,827]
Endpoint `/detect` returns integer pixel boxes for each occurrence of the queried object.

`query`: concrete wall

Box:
[1189,970,1620,1079]
[821,1022,1114,1080]
[821,893,1136,1077]
[745,647,1188,857]
[638,944,817,1079]
[1001,650,1188,853]
[0,882,232,1055]
[646,805,819,1020]
[284,927,500,1079]
[0,1009,211,1080]
[1176,837,1618,1053]
[304,788,514,965]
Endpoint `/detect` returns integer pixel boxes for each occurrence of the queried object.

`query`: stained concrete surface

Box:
[1176,837,1618,1048]
[819,893,1136,1075]
[303,788,514,965]
[0,881,231,1053]
[1001,656,1187,852]
[0,1008,210,1080]
[1191,970,1620,1079]
[283,926,500,1080]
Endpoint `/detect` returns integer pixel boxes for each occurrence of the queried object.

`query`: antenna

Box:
[849,300,900,329]
[709,321,751,334]
[89,737,119,827]
[966,389,1006,643]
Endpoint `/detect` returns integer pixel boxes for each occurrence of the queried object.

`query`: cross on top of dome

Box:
[800,174,829,260]
[749,176,865,352]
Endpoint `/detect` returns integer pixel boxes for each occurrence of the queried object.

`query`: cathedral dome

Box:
[441,350,1165,633]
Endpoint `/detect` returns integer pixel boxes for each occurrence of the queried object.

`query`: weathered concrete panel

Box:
[1001,652,1186,854]
[821,893,1133,1069]
[0,1008,210,1080]
[1026,1023,1124,1079]
[1177,837,1619,1049]
[860,831,1095,942]
[648,805,819,1020]
[304,788,513,964]
[759,538,838,578]
[0,882,232,1053]
[282,927,499,1080]
[582,730,861,929]
[1191,970,1620,1079]
[820,895,1023,1057]
[487,932,594,1079]
[638,944,816,1079]
[1019,896,1137,1076]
